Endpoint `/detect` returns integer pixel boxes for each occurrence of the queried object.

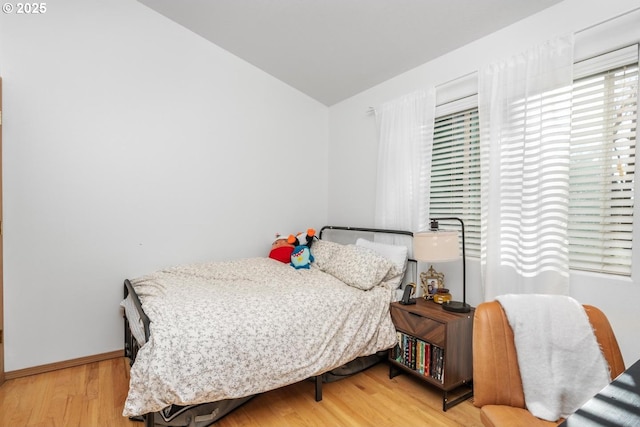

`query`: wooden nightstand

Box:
[389,298,474,411]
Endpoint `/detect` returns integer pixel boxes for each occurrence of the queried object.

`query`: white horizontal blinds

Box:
[568,45,638,275]
[430,105,481,257]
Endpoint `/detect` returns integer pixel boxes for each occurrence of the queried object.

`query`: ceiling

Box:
[138,0,564,106]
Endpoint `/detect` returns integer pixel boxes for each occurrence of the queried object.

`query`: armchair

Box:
[473,300,625,427]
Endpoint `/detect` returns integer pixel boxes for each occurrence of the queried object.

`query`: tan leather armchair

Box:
[473,301,625,427]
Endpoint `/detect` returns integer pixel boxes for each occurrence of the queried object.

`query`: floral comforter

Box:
[123,257,397,416]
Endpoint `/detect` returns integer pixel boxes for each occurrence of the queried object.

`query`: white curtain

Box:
[478,35,574,300]
[374,89,435,234]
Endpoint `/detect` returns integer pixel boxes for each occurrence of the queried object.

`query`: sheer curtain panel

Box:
[374,89,435,233]
[479,35,575,300]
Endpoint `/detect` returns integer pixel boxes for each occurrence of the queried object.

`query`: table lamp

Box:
[414,217,470,313]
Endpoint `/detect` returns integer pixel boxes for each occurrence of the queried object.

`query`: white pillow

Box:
[121,295,147,345]
[356,238,408,289]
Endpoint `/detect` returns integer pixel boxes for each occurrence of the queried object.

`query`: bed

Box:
[121,226,414,427]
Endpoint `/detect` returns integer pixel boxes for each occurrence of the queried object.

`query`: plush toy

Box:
[290,244,314,269]
[268,233,294,263]
[287,228,317,249]
[269,229,317,268]
[287,228,316,269]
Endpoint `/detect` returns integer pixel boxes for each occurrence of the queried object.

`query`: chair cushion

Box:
[481,405,561,427]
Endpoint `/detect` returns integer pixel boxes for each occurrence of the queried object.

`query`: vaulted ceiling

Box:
[138,0,564,105]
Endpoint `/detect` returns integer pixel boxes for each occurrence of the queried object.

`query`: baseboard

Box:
[5,349,124,380]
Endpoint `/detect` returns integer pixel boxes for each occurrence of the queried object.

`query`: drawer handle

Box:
[408,312,424,318]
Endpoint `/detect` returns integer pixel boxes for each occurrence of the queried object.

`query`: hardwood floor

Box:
[0,357,483,426]
[0,357,136,427]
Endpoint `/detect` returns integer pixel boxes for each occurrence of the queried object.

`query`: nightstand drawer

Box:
[390,306,445,346]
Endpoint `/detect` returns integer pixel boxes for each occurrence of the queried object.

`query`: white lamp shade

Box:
[413,231,460,262]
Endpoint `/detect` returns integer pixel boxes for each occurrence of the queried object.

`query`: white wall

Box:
[0,0,329,371]
[2,0,638,374]
[328,0,640,366]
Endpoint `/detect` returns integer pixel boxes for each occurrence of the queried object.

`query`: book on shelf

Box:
[429,344,445,383]
[392,332,437,379]
[393,331,403,362]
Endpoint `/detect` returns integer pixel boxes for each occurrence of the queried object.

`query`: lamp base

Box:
[442,300,471,313]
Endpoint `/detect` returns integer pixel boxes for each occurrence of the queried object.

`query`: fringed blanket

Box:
[496,294,610,422]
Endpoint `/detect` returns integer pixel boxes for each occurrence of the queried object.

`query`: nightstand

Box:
[389,298,474,411]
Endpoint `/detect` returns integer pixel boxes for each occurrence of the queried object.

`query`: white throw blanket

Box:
[496,294,611,422]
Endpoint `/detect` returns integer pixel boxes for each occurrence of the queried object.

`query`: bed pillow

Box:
[310,239,344,269]
[120,295,147,345]
[320,244,393,290]
[356,238,408,289]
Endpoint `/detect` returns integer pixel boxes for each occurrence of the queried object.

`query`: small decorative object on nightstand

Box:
[433,288,452,304]
[420,265,444,300]
[388,298,474,411]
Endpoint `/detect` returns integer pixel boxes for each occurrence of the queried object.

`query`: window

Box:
[429,45,638,276]
[430,105,481,257]
[569,46,638,275]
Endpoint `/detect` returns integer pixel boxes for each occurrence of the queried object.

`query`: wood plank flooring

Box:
[0,357,483,426]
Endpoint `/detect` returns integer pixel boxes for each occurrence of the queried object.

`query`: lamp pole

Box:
[430,217,469,313]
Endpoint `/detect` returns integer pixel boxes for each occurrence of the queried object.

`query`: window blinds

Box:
[430,105,481,257]
[430,44,637,276]
[568,45,638,275]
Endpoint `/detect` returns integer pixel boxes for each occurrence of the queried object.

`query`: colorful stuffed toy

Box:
[287,228,316,249]
[290,244,314,269]
[268,233,294,263]
[269,228,317,268]
[287,228,316,269]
